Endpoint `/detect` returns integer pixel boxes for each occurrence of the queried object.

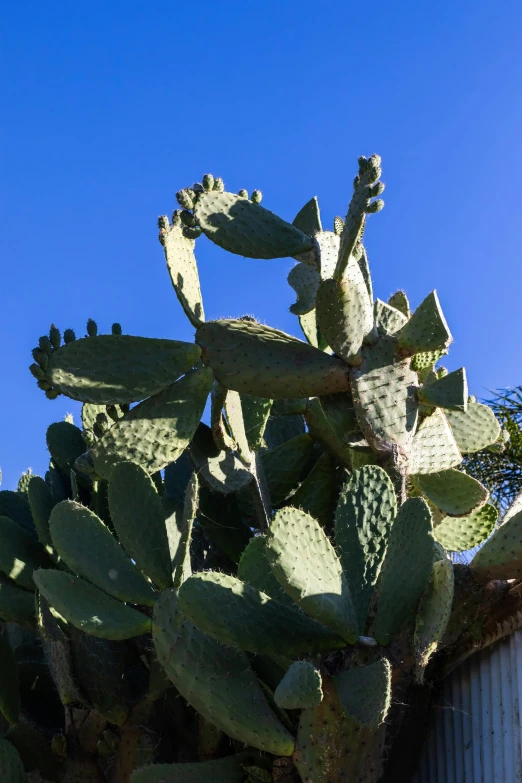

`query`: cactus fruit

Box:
[12,154,513,781]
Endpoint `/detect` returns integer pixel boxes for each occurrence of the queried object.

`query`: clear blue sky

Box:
[2,1,522,489]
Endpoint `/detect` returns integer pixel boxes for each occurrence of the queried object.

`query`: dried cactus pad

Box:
[47,335,201,404]
[196,319,351,399]
[194,191,313,259]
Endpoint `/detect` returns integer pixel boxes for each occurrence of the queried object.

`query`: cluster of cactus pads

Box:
[0,155,519,783]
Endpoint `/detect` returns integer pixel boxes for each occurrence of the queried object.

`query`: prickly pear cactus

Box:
[0,155,514,783]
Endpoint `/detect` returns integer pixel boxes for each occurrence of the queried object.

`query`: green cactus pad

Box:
[414,558,454,682]
[374,299,408,335]
[288,262,320,315]
[409,409,462,475]
[320,390,358,433]
[178,571,346,656]
[172,473,198,588]
[357,244,373,301]
[153,589,295,755]
[315,231,340,280]
[92,366,213,479]
[270,398,308,416]
[0,574,35,625]
[237,536,294,606]
[0,738,26,783]
[0,491,36,540]
[333,658,391,727]
[0,623,20,724]
[162,222,205,328]
[262,433,314,506]
[27,476,54,548]
[47,335,201,404]
[445,402,501,453]
[274,661,323,709]
[190,422,253,494]
[46,421,87,475]
[266,507,359,643]
[316,261,373,365]
[388,290,410,318]
[131,755,247,783]
[417,368,468,411]
[107,462,172,590]
[241,395,273,451]
[293,196,322,235]
[194,190,313,259]
[411,348,448,374]
[335,466,397,633]
[34,569,151,640]
[350,336,419,452]
[298,308,329,351]
[304,397,352,467]
[287,452,337,528]
[397,291,452,355]
[5,723,64,781]
[411,469,489,516]
[434,504,497,552]
[373,498,434,645]
[470,509,522,579]
[224,389,251,464]
[196,319,350,399]
[49,501,157,606]
[0,515,50,591]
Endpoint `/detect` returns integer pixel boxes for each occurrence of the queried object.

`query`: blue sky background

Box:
[2,1,521,488]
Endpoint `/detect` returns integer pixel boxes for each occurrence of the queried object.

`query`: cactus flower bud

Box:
[45,389,60,399]
[39,335,51,352]
[87,318,98,337]
[369,182,385,197]
[49,325,61,349]
[251,189,262,204]
[176,189,196,210]
[63,328,76,344]
[37,380,52,390]
[192,182,204,193]
[158,215,169,231]
[171,209,182,226]
[202,173,214,191]
[30,363,46,381]
[238,189,248,199]
[180,210,196,227]
[213,177,225,192]
[182,225,203,239]
[111,323,122,336]
[367,199,384,214]
[358,156,369,172]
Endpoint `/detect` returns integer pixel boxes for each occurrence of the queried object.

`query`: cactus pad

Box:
[92,366,213,479]
[34,569,151,639]
[397,291,452,355]
[0,574,35,625]
[408,409,462,475]
[434,504,497,551]
[288,262,320,315]
[333,658,391,727]
[46,421,86,475]
[335,466,397,633]
[0,623,20,724]
[374,299,408,335]
[315,231,340,280]
[414,558,454,682]
[274,661,323,709]
[131,756,247,783]
[194,190,313,259]
[224,389,251,464]
[49,501,157,605]
[411,469,489,516]
[262,433,314,506]
[298,308,329,351]
[108,462,172,590]
[153,589,295,755]
[304,397,352,467]
[27,476,55,548]
[241,395,273,451]
[470,509,522,579]
[0,738,26,782]
[190,422,253,494]
[388,290,410,317]
[237,535,294,606]
[292,196,322,235]
[287,452,337,528]
[178,571,346,655]
[373,498,434,645]
[162,222,205,328]
[47,335,201,404]
[0,515,50,591]
[266,507,359,643]
[445,401,501,453]
[196,319,350,398]
[417,367,468,411]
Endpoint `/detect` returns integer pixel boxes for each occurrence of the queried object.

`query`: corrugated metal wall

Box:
[413,630,522,782]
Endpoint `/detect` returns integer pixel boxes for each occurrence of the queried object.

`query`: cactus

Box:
[1,153,514,782]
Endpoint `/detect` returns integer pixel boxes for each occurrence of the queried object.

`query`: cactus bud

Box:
[29,363,46,381]
[171,209,182,227]
[158,215,169,231]
[45,388,60,400]
[192,182,204,194]
[176,188,196,210]
[468,395,477,404]
[369,182,385,197]
[368,154,382,181]
[111,323,122,336]
[37,380,52,391]
[202,173,214,191]
[39,335,51,352]
[367,199,384,214]
[63,328,76,344]
[32,347,43,364]
[238,189,248,199]
[251,189,262,204]
[333,216,344,235]
[87,318,98,337]
[183,226,202,239]
[180,210,196,227]
[49,325,61,349]
[358,156,369,172]
[213,177,225,192]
